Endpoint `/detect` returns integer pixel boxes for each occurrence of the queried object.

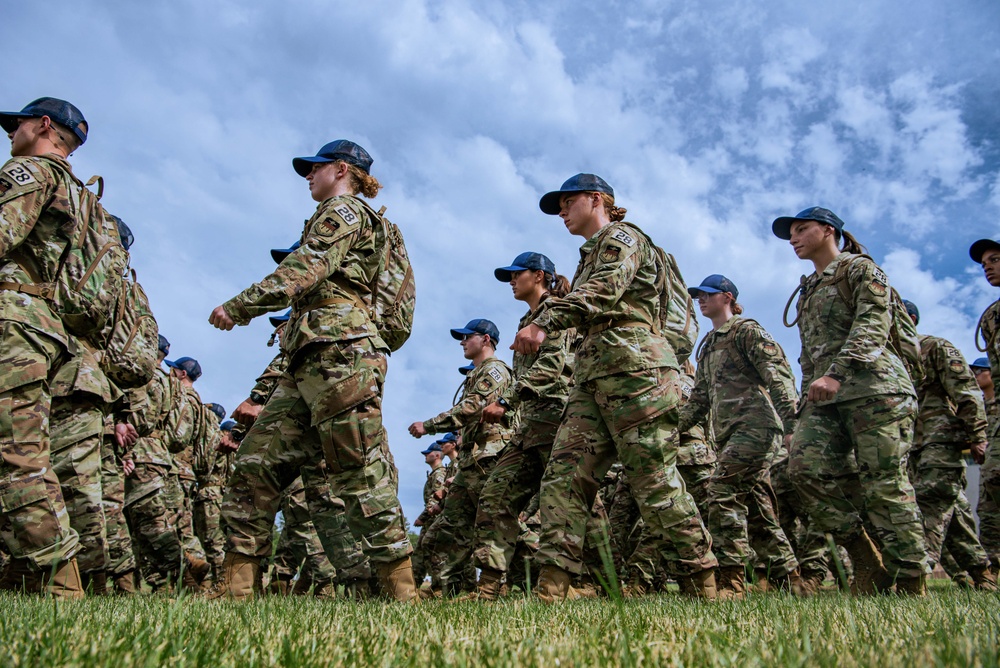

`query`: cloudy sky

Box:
[4,0,999,524]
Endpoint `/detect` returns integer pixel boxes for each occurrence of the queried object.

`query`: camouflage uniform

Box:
[974,301,1000,567]
[530,221,716,578]
[0,155,84,569]
[270,476,336,590]
[679,316,800,577]
[101,418,135,580]
[421,355,514,593]
[412,461,447,584]
[911,334,991,572]
[191,403,225,574]
[787,252,930,579]
[221,194,411,567]
[472,300,571,576]
[770,448,832,582]
[421,457,459,591]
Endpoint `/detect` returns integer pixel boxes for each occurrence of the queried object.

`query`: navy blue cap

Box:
[164,356,202,381]
[0,97,88,145]
[494,252,557,282]
[269,309,291,329]
[109,215,134,251]
[459,363,475,376]
[450,319,500,345]
[157,334,170,356]
[772,207,846,240]
[420,442,442,455]
[206,403,226,421]
[688,274,739,300]
[971,357,991,370]
[271,240,301,264]
[902,300,919,324]
[437,432,458,444]
[970,239,1000,264]
[292,140,373,177]
[220,420,237,431]
[539,173,614,215]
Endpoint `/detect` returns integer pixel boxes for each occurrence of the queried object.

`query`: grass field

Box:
[0,581,997,667]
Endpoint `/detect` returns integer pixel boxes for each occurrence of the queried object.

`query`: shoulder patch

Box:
[599,245,622,264]
[3,163,36,186]
[949,359,966,374]
[944,346,962,358]
[332,203,360,226]
[476,378,492,392]
[0,178,10,197]
[488,367,503,383]
[759,329,775,343]
[867,265,888,297]
[610,228,636,247]
[762,342,779,357]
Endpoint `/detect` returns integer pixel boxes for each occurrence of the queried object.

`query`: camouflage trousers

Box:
[50,395,108,575]
[537,367,716,577]
[100,436,135,577]
[124,463,184,587]
[171,476,205,560]
[0,322,79,568]
[222,340,410,564]
[979,440,1000,568]
[939,491,984,577]
[708,427,798,576]
[193,485,225,575]
[271,477,335,586]
[433,455,497,592]
[911,443,990,572]
[789,394,930,578]
[613,463,716,587]
[771,455,831,579]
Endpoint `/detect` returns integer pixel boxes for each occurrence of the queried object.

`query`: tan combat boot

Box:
[203,552,260,601]
[267,576,291,596]
[376,557,419,603]
[753,569,772,593]
[797,570,825,597]
[455,567,504,602]
[677,568,718,600]
[536,564,572,603]
[894,574,927,596]
[970,566,998,592]
[716,566,746,600]
[570,574,600,600]
[81,570,108,596]
[344,577,371,600]
[43,558,85,600]
[845,529,891,595]
[112,570,137,595]
[186,553,212,586]
[0,558,41,593]
[621,576,649,599]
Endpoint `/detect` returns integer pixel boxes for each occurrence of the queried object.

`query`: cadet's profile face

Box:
[9,117,42,157]
[788,220,831,260]
[509,269,541,302]
[981,250,1000,287]
[559,193,597,236]
[441,441,456,457]
[695,291,730,319]
[306,162,340,202]
[974,367,993,392]
[460,332,486,359]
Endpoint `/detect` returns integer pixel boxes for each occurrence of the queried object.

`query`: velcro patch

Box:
[477,379,492,392]
[488,368,503,383]
[320,219,341,235]
[600,245,621,264]
[869,280,886,297]
[945,347,962,358]
[762,342,778,357]
[610,229,636,247]
[333,204,359,225]
[759,329,775,342]
[949,359,965,374]
[0,178,10,196]
[4,164,35,186]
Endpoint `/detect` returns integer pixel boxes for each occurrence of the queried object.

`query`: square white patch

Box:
[333,205,358,225]
[5,164,35,186]
[488,368,503,383]
[610,229,636,247]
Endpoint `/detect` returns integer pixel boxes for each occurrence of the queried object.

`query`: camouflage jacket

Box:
[0,154,84,355]
[51,337,121,406]
[986,397,1000,437]
[502,298,573,447]
[424,356,514,462]
[677,372,716,466]
[223,195,387,356]
[193,409,226,497]
[978,300,1000,407]
[172,384,207,481]
[532,221,676,383]
[915,334,987,447]
[795,252,914,404]
[129,367,184,470]
[417,464,447,523]
[680,316,799,441]
[250,351,287,403]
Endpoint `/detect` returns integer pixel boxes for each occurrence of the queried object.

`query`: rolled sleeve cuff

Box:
[223,298,253,326]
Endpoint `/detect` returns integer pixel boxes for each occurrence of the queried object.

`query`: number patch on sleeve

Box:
[333,205,359,225]
[610,229,636,247]
[4,165,35,185]
[488,368,503,383]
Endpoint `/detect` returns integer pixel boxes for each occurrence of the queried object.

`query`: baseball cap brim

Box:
[494,265,529,282]
[970,239,1000,263]
[292,156,336,178]
[0,112,30,135]
[687,286,725,297]
[539,190,568,215]
[450,328,476,340]
[771,216,801,240]
[163,359,180,369]
[271,247,295,263]
[420,446,439,455]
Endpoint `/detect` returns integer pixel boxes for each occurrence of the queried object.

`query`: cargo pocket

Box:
[0,478,62,554]
[313,367,379,475]
[607,375,681,435]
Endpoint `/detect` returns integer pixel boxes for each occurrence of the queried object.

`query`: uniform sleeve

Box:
[742,323,799,434]
[223,200,369,324]
[532,229,643,333]
[423,365,508,433]
[192,408,221,477]
[678,354,711,433]
[934,339,989,444]
[425,468,447,514]
[251,352,287,402]
[825,259,893,380]
[502,330,568,410]
[0,158,52,258]
[126,373,166,437]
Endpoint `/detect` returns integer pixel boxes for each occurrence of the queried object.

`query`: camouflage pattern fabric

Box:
[789,252,929,578]
[432,455,498,593]
[271,476,335,586]
[413,462,447,584]
[976,300,1000,568]
[100,431,135,577]
[300,461,370,584]
[124,463,183,588]
[770,453,832,580]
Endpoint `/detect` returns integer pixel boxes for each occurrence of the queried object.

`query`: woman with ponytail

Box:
[458,252,574,600]
[774,206,930,595]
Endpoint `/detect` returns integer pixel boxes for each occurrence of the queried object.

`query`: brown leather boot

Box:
[43,558,85,600]
[267,576,291,596]
[621,576,649,599]
[0,558,41,593]
[112,570,137,595]
[894,574,927,596]
[845,529,891,595]
[753,569,772,593]
[536,565,572,604]
[81,570,109,596]
[455,567,504,602]
[677,568,718,600]
[970,566,998,592]
[343,577,371,600]
[203,552,260,601]
[798,570,825,597]
[186,553,212,586]
[181,568,202,593]
[716,566,746,600]
[376,557,419,603]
